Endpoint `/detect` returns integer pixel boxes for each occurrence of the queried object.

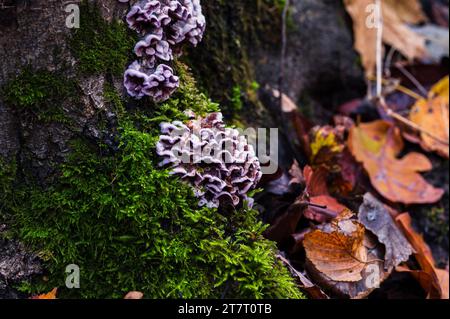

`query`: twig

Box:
[292,201,341,219]
[375,0,383,98]
[379,98,449,146]
[372,1,447,146]
[395,63,428,98]
[368,75,424,100]
[279,0,290,110]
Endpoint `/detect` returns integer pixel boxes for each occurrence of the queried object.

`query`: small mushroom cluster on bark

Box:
[122,0,206,102]
[156,112,263,209]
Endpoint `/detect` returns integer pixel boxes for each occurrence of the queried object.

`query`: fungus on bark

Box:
[123,0,206,102]
[156,112,263,208]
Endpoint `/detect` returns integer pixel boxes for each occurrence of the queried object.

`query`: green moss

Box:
[69,2,136,76]
[2,68,76,110]
[5,122,302,299]
[1,64,303,299]
[0,159,16,224]
[231,86,244,113]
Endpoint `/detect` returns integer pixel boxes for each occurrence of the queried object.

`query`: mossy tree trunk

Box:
[0,0,366,299]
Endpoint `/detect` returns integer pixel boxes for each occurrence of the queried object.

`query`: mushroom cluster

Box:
[122,0,206,102]
[156,112,263,208]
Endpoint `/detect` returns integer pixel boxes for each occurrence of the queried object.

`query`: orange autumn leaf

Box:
[396,213,449,299]
[409,76,449,158]
[344,0,427,77]
[348,120,444,204]
[303,165,329,196]
[30,288,58,299]
[304,214,368,282]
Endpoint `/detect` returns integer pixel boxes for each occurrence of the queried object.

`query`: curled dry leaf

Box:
[409,76,449,158]
[344,0,427,76]
[30,288,58,299]
[304,213,389,298]
[304,212,368,282]
[396,213,449,299]
[358,193,413,271]
[348,120,444,204]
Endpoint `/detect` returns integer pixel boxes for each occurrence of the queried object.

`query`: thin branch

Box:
[279,0,290,110]
[368,76,424,100]
[375,0,383,98]
[379,98,449,146]
[395,63,429,98]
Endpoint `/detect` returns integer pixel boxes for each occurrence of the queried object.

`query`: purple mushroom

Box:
[123,61,151,99]
[143,64,180,102]
[156,112,263,208]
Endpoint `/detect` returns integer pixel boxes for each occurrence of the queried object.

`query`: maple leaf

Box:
[30,288,58,299]
[348,120,444,204]
[396,213,449,299]
[304,213,368,282]
[409,76,449,158]
[344,0,427,76]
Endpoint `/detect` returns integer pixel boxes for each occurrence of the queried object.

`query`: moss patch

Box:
[2,68,76,110]
[69,2,136,76]
[1,62,303,299]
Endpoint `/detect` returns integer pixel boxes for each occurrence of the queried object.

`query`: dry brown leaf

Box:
[304,214,368,282]
[344,0,427,76]
[396,213,449,299]
[358,193,413,271]
[303,165,329,197]
[304,215,390,298]
[348,120,444,204]
[30,288,58,299]
[409,76,449,158]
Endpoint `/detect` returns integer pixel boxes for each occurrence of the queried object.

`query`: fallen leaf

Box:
[303,165,329,197]
[304,213,368,282]
[396,213,449,299]
[304,215,389,298]
[302,165,349,223]
[344,0,427,76]
[30,288,58,299]
[124,291,144,299]
[336,149,362,194]
[309,126,344,166]
[305,195,348,223]
[410,25,450,63]
[358,193,413,271]
[348,120,444,204]
[264,201,306,244]
[409,76,449,158]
